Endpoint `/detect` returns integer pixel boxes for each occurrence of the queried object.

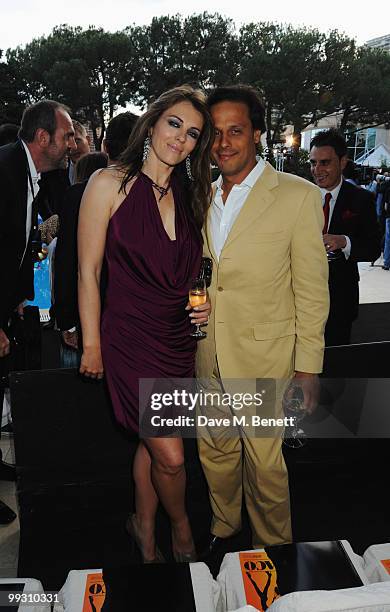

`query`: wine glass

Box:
[189,278,207,338]
[282,384,307,449]
[326,248,343,262]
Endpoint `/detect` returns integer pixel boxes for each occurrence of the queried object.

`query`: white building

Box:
[366,33,390,52]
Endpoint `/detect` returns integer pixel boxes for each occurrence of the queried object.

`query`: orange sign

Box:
[82,572,106,612]
[380,559,390,575]
[239,552,280,611]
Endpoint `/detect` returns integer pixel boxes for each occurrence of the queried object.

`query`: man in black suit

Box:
[0,99,76,523]
[310,129,381,346]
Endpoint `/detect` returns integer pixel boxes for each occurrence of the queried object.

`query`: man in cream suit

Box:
[196,86,329,552]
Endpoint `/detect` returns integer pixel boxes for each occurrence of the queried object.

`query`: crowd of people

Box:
[368,172,390,270]
[0,86,382,565]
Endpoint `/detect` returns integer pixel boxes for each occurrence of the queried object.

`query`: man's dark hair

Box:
[18,99,71,143]
[310,128,348,158]
[104,112,138,161]
[207,85,266,133]
[0,123,19,146]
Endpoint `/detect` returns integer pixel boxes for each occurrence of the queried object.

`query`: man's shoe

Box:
[382,265,389,270]
[0,461,16,482]
[207,535,225,556]
[199,535,235,560]
[0,500,16,525]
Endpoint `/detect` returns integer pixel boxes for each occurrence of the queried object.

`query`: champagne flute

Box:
[189,278,207,338]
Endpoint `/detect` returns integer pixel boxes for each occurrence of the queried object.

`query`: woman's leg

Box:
[132,441,159,560]
[143,436,194,554]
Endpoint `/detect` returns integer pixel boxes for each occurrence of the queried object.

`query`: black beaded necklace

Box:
[141,171,170,201]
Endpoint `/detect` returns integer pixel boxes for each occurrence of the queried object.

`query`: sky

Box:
[1,0,389,52]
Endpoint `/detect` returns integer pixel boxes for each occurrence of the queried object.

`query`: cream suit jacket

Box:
[196,162,330,380]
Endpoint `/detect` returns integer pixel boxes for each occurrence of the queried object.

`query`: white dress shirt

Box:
[21,140,40,253]
[320,179,351,259]
[210,159,266,259]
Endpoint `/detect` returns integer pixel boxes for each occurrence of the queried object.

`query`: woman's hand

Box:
[186,299,212,325]
[79,347,104,379]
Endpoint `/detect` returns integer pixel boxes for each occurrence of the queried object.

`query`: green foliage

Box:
[2,15,390,149]
[128,13,239,105]
[283,148,312,180]
[6,25,141,147]
[239,23,325,149]
[0,50,24,123]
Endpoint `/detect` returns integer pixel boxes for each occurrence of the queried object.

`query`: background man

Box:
[310,129,381,346]
[68,120,91,184]
[196,85,329,553]
[0,99,75,523]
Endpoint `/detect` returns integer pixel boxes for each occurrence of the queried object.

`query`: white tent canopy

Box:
[356,143,390,167]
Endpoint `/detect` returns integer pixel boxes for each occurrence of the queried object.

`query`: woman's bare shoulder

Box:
[88,166,138,194]
[87,166,123,190]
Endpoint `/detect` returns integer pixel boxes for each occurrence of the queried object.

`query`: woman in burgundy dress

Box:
[77,86,213,563]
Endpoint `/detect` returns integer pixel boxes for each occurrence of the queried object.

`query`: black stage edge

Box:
[101,541,364,610]
[11,341,390,591]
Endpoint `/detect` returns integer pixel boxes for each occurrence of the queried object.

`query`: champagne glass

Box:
[189,278,207,338]
[282,384,307,449]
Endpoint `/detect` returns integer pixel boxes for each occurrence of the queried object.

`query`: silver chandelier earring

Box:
[143,136,151,161]
[186,155,194,181]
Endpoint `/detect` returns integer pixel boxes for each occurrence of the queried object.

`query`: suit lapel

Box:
[222,162,278,251]
[203,183,218,263]
[14,142,29,254]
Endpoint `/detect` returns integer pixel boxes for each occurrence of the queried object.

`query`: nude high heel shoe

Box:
[126,514,165,564]
[171,528,197,563]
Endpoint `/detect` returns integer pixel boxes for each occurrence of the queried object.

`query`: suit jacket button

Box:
[217,286,224,291]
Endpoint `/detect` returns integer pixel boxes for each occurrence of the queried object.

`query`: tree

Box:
[0,50,25,124]
[4,16,390,151]
[239,23,325,156]
[337,45,390,132]
[129,13,239,105]
[183,13,239,88]
[313,30,390,132]
[6,26,141,148]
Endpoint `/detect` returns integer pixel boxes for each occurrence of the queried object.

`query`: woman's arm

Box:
[77,170,116,378]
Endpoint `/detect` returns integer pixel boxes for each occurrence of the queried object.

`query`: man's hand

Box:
[0,328,10,358]
[323,233,347,253]
[291,372,320,415]
[62,330,79,350]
